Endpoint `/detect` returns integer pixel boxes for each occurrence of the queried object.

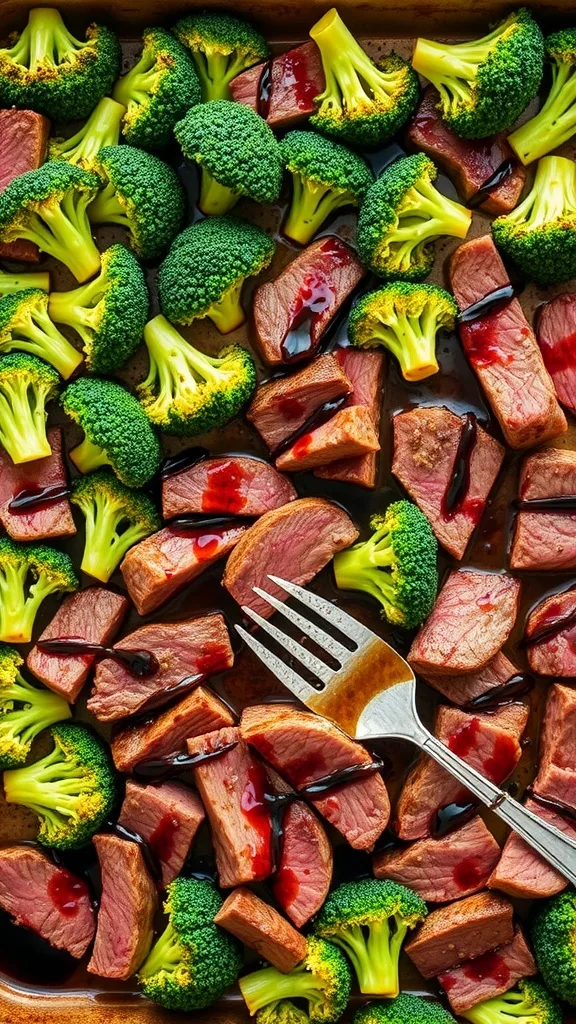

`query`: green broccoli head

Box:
[412,9,544,138]
[0,288,83,380]
[49,97,126,171]
[357,153,471,280]
[158,215,275,332]
[0,537,78,644]
[314,879,427,997]
[113,27,201,150]
[48,244,149,374]
[0,162,102,283]
[0,8,121,120]
[532,891,576,1006]
[89,145,185,260]
[333,499,438,628]
[0,643,71,770]
[461,979,563,1024]
[492,154,576,284]
[138,877,242,1011]
[280,129,374,246]
[309,9,419,146]
[0,352,59,465]
[240,936,352,1024]
[0,270,50,298]
[355,993,457,1024]
[61,376,161,488]
[348,282,457,381]
[3,722,116,849]
[257,1003,311,1024]
[509,30,576,165]
[175,100,283,216]
[173,11,269,101]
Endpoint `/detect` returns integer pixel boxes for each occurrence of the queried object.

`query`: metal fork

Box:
[236,574,576,887]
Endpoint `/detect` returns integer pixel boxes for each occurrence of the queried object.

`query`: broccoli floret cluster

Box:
[532,891,576,1006]
[0,352,60,465]
[0,537,78,644]
[509,29,576,165]
[461,979,562,1024]
[0,270,50,298]
[173,11,269,101]
[355,993,457,1024]
[49,97,126,170]
[0,643,71,770]
[257,1003,311,1024]
[0,288,82,380]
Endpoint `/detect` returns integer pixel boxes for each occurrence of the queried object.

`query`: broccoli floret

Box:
[240,936,352,1024]
[0,537,78,644]
[0,352,59,465]
[61,376,161,488]
[461,980,562,1024]
[492,155,576,284]
[532,891,576,1006]
[71,470,160,582]
[412,9,544,138]
[348,282,457,381]
[355,993,457,1024]
[0,162,101,283]
[314,879,427,997]
[0,270,50,298]
[333,499,438,628]
[175,100,283,216]
[257,1004,311,1024]
[357,153,471,280]
[280,130,374,246]
[0,643,71,769]
[138,877,242,1011]
[0,7,120,121]
[509,31,576,165]
[113,27,201,150]
[89,145,185,260]
[0,289,82,380]
[49,97,125,170]
[48,244,149,374]
[158,215,275,332]
[3,722,115,849]
[173,11,269,101]
[308,9,419,146]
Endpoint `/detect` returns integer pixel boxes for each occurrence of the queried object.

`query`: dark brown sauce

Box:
[431,800,478,837]
[37,638,159,678]
[457,285,515,324]
[257,60,273,119]
[159,446,208,480]
[462,674,534,710]
[103,821,162,884]
[271,394,349,457]
[521,605,576,648]
[528,790,576,824]
[467,158,516,208]
[167,515,250,531]
[442,412,477,519]
[8,484,71,513]
[133,740,238,782]
[515,496,576,512]
[297,756,390,794]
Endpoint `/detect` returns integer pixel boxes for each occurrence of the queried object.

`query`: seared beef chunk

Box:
[0,109,50,261]
[87,834,157,980]
[240,704,390,849]
[489,797,576,898]
[88,613,234,721]
[223,497,358,619]
[533,683,576,814]
[27,587,129,702]
[408,569,521,676]
[419,651,521,706]
[511,448,576,571]
[438,927,536,1014]
[536,293,576,415]
[118,780,205,888]
[230,42,324,129]
[162,456,297,520]
[0,428,75,542]
[392,407,504,559]
[525,588,576,677]
[275,405,380,473]
[450,236,566,449]
[405,891,514,979]
[0,845,94,958]
[214,888,307,971]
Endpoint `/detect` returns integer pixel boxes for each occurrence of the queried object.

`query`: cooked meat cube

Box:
[373,817,500,903]
[0,845,95,958]
[533,683,576,814]
[511,449,576,571]
[408,569,521,676]
[450,235,567,449]
[118,780,205,888]
[419,651,521,706]
[438,927,536,1014]
[275,405,380,473]
[230,42,324,129]
[405,891,514,979]
[111,685,234,773]
[214,888,307,971]
[392,407,504,559]
[88,613,234,721]
[488,797,576,899]
[162,456,297,520]
[525,588,576,678]
[121,522,247,616]
[241,704,390,849]
[26,587,129,703]
[223,498,358,619]
[0,109,50,262]
[0,428,75,542]
[537,293,576,415]
[253,237,365,366]
[87,834,157,980]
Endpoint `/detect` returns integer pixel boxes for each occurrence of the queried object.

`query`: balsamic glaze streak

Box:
[36,638,159,678]
[457,285,515,324]
[443,412,477,517]
[521,608,576,648]
[272,394,349,457]
[8,485,71,513]
[515,496,576,512]
[462,673,534,710]
[467,158,516,208]
[133,741,239,782]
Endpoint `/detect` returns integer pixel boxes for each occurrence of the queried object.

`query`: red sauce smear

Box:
[48,870,88,918]
[241,762,272,878]
[148,814,180,863]
[448,717,481,759]
[453,856,483,891]
[483,733,518,783]
[539,328,576,375]
[291,433,312,459]
[461,312,515,369]
[277,395,306,420]
[273,865,300,908]
[523,595,576,648]
[280,239,349,362]
[283,49,321,109]
[201,460,248,515]
[195,643,231,677]
[191,532,222,562]
[463,951,510,986]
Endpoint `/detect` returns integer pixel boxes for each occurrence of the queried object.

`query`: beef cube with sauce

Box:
[214,888,307,971]
[488,796,576,899]
[0,428,75,542]
[230,42,324,129]
[438,927,536,1015]
[524,588,576,678]
[511,448,576,571]
[118,780,205,888]
[405,891,514,979]
[161,455,297,520]
[533,683,576,815]
[419,651,522,707]
[0,109,50,261]
[536,293,576,415]
[275,405,380,473]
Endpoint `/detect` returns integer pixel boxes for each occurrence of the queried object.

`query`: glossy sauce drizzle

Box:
[47,869,89,917]
[257,60,273,118]
[442,413,477,520]
[133,740,238,782]
[515,496,576,512]
[431,801,478,837]
[522,598,576,648]
[467,159,516,208]
[457,285,516,325]
[9,484,71,514]
[148,814,180,863]
[280,238,349,362]
[241,762,273,877]
[462,674,534,710]
[37,638,159,678]
[202,459,248,515]
[272,395,348,457]
[104,822,162,883]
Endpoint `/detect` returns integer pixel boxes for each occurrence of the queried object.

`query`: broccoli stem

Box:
[191,50,248,101]
[88,181,130,229]
[19,195,101,283]
[240,964,324,1015]
[8,307,83,379]
[49,276,105,349]
[80,490,147,583]
[207,281,246,333]
[139,921,182,980]
[0,676,71,752]
[0,272,50,298]
[113,49,160,108]
[3,743,92,814]
[399,177,472,240]
[462,990,533,1024]
[0,561,36,642]
[283,173,354,245]
[24,9,86,69]
[506,154,576,229]
[53,98,126,167]
[370,307,439,380]
[310,9,398,110]
[508,61,576,165]
[333,529,400,623]
[412,20,512,100]
[329,920,405,995]
[0,378,52,465]
[198,167,239,216]
[69,435,112,475]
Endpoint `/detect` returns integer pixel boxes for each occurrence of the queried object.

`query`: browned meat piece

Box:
[450,236,567,449]
[0,845,94,958]
[374,817,500,903]
[392,407,504,559]
[0,109,50,261]
[406,88,525,216]
[537,293,576,415]
[489,797,575,899]
[241,704,390,849]
[438,927,536,1014]
[511,449,576,571]
[408,570,521,677]
[26,587,129,703]
[230,42,324,129]
[0,428,75,542]
[533,683,576,814]
[275,405,380,473]
[419,651,521,706]
[223,498,357,619]
[111,685,234,773]
[121,522,247,616]
[395,703,528,840]
[118,780,205,888]
[253,237,366,366]
[162,456,296,519]
[88,613,234,722]
[405,891,514,979]
[87,835,157,980]
[214,888,307,971]
[525,588,576,678]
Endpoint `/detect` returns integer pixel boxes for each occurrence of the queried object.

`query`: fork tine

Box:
[241,605,333,684]
[267,575,375,645]
[235,624,318,703]
[252,586,354,664]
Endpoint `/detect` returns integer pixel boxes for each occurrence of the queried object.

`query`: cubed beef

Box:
[275,405,380,473]
[214,888,307,971]
[162,455,297,519]
[488,797,576,899]
[253,237,365,366]
[419,651,521,706]
[438,927,536,1014]
[525,588,576,678]
[0,428,75,542]
[511,448,576,571]
[405,891,514,979]
[87,834,157,980]
[26,587,129,703]
[88,613,234,721]
[392,407,504,559]
[118,780,205,888]
[0,845,94,958]
[0,109,50,261]
[533,683,576,814]
[408,570,521,677]
[230,42,324,129]
[537,293,576,415]
[450,236,566,449]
